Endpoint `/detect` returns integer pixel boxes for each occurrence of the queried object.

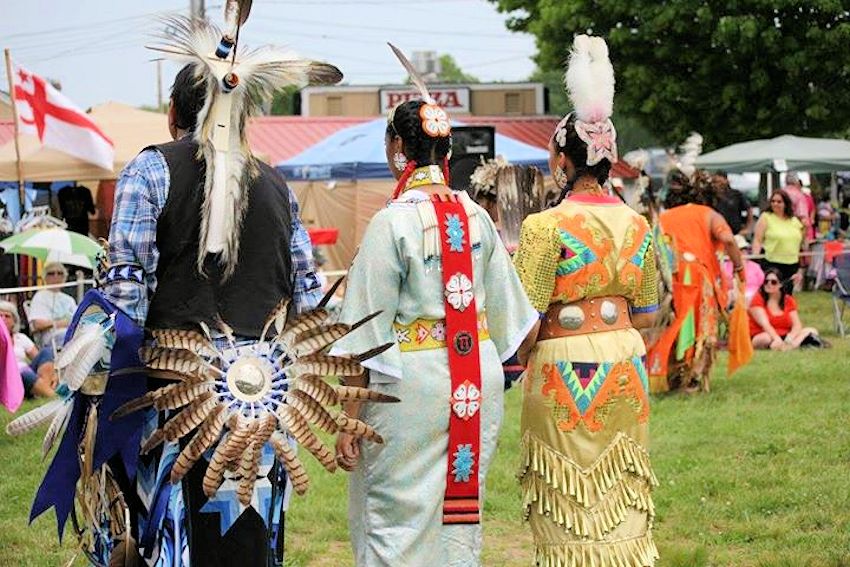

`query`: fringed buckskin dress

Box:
[513,193,660,567]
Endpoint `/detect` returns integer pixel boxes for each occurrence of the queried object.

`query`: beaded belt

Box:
[538,296,631,341]
[393,312,489,353]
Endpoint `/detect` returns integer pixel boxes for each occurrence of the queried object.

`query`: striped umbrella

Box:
[0,228,102,270]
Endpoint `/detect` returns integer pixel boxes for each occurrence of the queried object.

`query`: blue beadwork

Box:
[452,444,475,482]
[445,213,465,253]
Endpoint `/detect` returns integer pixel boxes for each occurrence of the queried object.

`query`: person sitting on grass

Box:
[0,301,59,398]
[748,268,827,350]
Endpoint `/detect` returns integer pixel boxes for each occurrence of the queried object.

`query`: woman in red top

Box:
[749,268,823,349]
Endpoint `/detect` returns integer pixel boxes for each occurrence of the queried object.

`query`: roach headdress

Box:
[554,35,618,166]
[149,1,342,278]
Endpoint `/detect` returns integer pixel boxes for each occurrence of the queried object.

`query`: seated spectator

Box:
[28,262,77,348]
[0,301,58,398]
[751,189,805,294]
[748,268,827,350]
[816,195,837,238]
[723,234,764,306]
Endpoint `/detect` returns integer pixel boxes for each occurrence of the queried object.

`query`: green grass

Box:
[2,292,849,566]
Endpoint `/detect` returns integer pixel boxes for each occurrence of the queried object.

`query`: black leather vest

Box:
[146,138,294,338]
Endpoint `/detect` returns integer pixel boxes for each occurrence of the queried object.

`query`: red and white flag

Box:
[11,61,114,171]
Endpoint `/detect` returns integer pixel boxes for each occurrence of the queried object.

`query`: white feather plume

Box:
[623,149,650,172]
[565,35,615,123]
[56,323,103,370]
[59,324,109,392]
[148,15,342,279]
[42,398,73,458]
[5,399,64,436]
[677,132,703,178]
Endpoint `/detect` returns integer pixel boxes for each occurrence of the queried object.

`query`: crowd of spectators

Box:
[0,262,77,401]
[699,170,835,350]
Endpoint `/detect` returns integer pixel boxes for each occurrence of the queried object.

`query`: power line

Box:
[247,24,529,55]
[263,0,479,4]
[2,9,177,42]
[261,15,520,39]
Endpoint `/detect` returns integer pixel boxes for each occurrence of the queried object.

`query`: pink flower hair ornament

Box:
[574,118,618,166]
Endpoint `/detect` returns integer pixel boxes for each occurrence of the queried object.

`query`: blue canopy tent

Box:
[276,118,550,181]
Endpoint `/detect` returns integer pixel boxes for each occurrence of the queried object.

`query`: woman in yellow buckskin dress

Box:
[513,36,660,566]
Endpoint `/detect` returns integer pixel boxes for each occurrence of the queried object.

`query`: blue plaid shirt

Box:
[105,148,322,325]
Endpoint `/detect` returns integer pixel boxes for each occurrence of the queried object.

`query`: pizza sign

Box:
[380,87,470,113]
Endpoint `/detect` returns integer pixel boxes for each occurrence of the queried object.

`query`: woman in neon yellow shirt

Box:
[751,189,804,293]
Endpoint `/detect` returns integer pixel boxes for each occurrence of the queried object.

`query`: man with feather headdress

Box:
[20,3,357,566]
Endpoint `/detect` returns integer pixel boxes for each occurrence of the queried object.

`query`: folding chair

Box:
[831,250,850,338]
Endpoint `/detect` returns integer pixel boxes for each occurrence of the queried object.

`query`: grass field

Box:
[1,292,848,566]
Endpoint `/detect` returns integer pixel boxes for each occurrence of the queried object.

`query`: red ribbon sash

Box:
[432,194,482,525]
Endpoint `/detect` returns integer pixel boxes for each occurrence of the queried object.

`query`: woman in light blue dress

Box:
[331,99,536,566]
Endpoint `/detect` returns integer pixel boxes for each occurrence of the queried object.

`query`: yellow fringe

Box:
[522,473,655,539]
[534,532,658,567]
[518,433,658,507]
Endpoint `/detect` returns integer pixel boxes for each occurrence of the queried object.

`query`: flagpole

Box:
[3,48,26,211]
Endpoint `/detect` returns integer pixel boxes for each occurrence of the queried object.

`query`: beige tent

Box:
[0,102,170,182]
[291,173,558,272]
[290,179,392,271]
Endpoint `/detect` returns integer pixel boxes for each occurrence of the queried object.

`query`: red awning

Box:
[2,116,639,179]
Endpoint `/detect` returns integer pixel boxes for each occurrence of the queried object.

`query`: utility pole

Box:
[190,0,206,22]
[156,60,163,112]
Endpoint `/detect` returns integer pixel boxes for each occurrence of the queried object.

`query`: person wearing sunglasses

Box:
[748,268,825,349]
[751,189,805,294]
[27,261,77,348]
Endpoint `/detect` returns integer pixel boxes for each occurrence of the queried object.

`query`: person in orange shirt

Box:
[647,171,745,392]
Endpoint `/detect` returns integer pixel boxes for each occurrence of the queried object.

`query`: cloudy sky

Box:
[1,0,537,109]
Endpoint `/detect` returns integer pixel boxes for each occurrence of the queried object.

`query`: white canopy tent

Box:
[695,134,850,174]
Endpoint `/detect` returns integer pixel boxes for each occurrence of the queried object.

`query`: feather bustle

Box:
[161,393,217,444]
[336,413,383,444]
[270,432,309,495]
[286,390,338,434]
[278,406,337,472]
[236,441,261,505]
[153,382,214,412]
[335,385,400,404]
[170,405,227,484]
[151,329,215,356]
[294,376,338,406]
[203,431,233,497]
